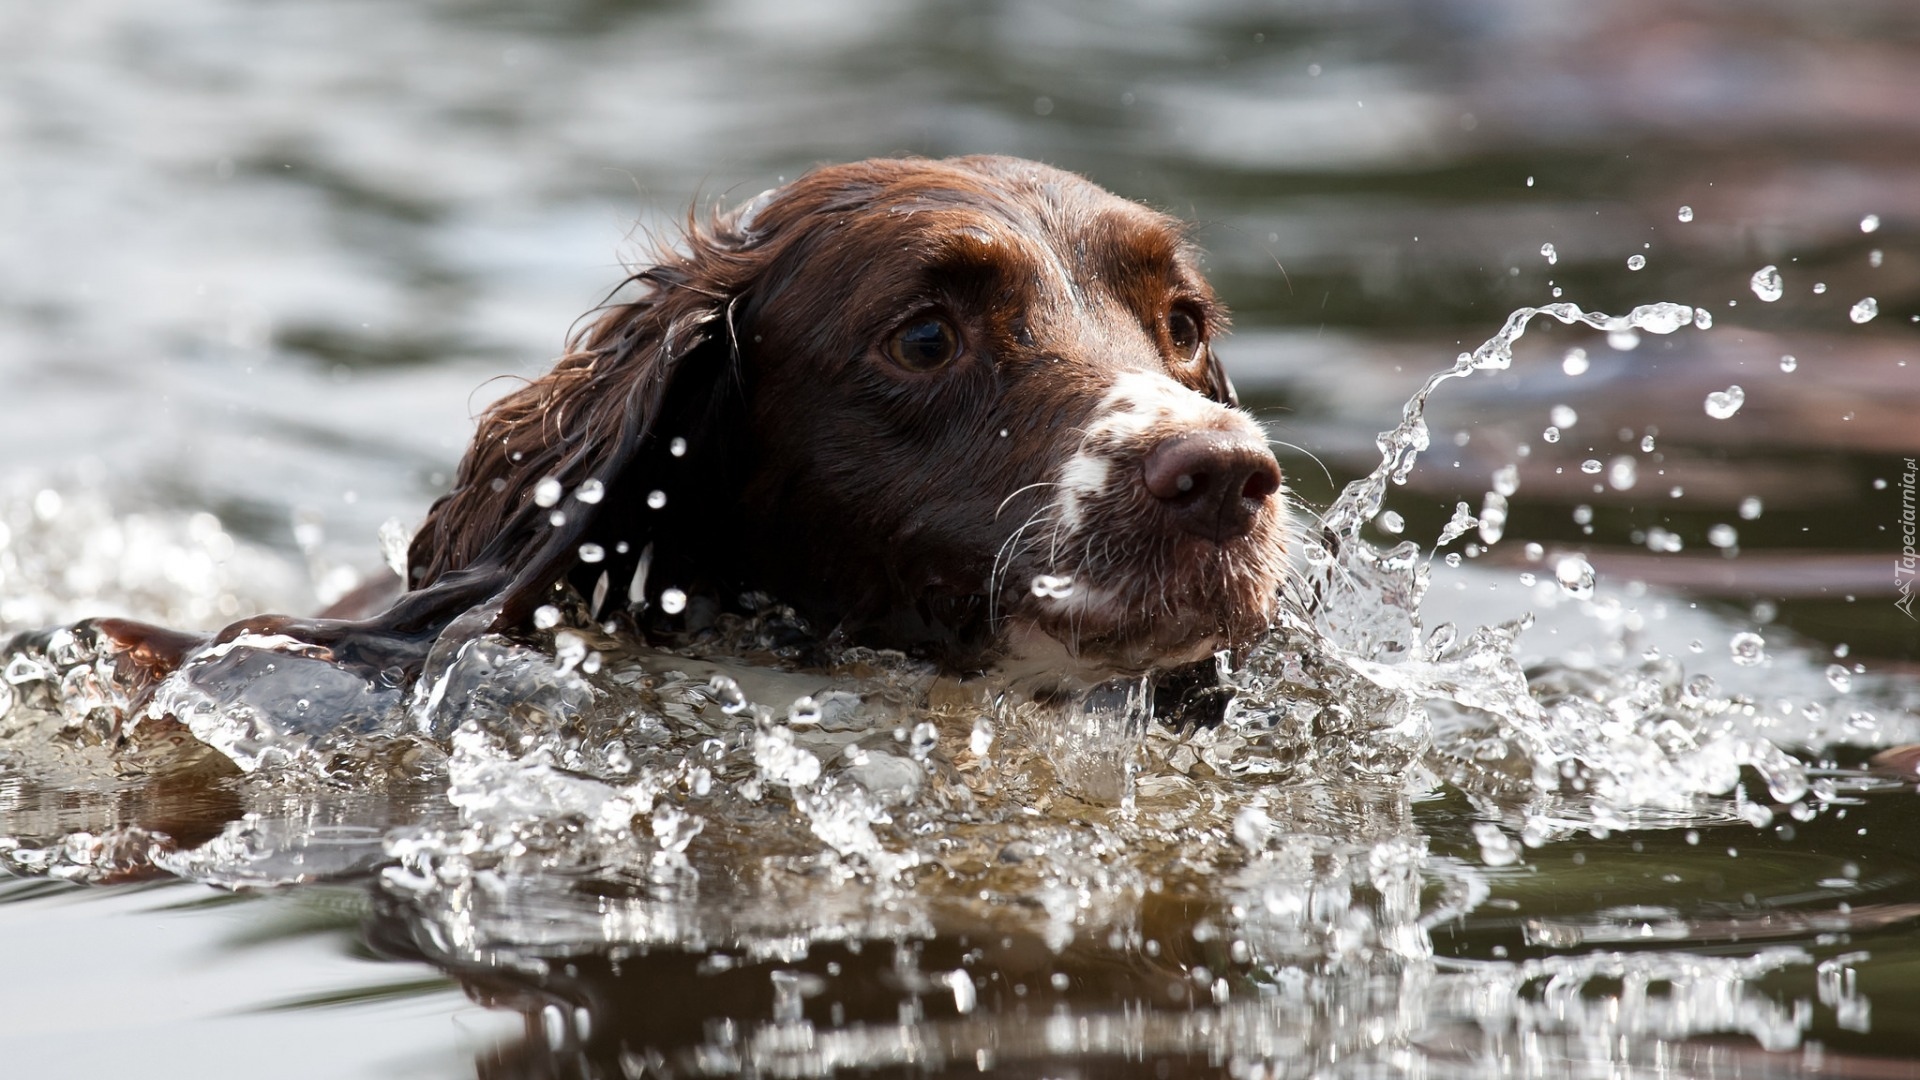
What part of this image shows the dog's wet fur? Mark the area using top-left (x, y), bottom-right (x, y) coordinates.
top-left (90, 156), bottom-right (1292, 721)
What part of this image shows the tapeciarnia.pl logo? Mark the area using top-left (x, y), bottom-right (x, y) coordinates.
top-left (1898, 457), bottom-right (1917, 620)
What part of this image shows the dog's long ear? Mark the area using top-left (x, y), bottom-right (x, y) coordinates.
top-left (407, 203), bottom-right (772, 630)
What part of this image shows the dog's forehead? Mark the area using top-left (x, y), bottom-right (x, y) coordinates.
top-left (766, 160), bottom-right (1197, 279)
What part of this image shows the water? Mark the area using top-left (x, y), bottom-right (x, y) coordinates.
top-left (4, 0), bottom-right (1920, 1076)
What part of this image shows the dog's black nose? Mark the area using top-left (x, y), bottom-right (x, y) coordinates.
top-left (1141, 431), bottom-right (1282, 542)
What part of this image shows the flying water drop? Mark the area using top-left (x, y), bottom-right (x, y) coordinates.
top-left (1749, 266), bottom-right (1783, 302)
top-left (1607, 456), bottom-right (1637, 490)
top-left (1729, 631), bottom-right (1767, 667)
top-left (1030, 574), bottom-right (1075, 599)
top-left (1704, 386), bottom-right (1745, 419)
top-left (1554, 555), bottom-right (1595, 599)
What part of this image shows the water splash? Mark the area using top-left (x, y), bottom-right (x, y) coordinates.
top-left (0, 299), bottom-right (1907, 1074)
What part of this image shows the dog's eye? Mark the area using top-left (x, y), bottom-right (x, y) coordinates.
top-left (886, 316), bottom-right (962, 372)
top-left (1168, 305), bottom-right (1204, 358)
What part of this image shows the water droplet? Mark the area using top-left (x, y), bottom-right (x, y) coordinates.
top-left (1707, 524), bottom-right (1738, 549)
top-left (660, 587), bottom-right (687, 615)
top-left (669, 437), bottom-right (688, 457)
top-left (1542, 426), bottom-right (1561, 444)
top-left (1703, 386), bottom-right (1745, 419)
top-left (1645, 527), bottom-right (1683, 553)
top-left (1540, 242), bottom-right (1558, 265)
top-left (709, 675), bottom-right (747, 714)
top-left (1607, 456), bottom-right (1638, 490)
top-left (1640, 434), bottom-right (1656, 452)
top-left (576, 478), bottom-right (605, 504)
top-left (1560, 347), bottom-right (1589, 376)
top-left (970, 717), bottom-right (995, 756)
top-left (554, 630), bottom-right (587, 674)
top-left (1813, 282), bottom-right (1828, 294)
top-left (1554, 555), bottom-right (1595, 599)
top-left (1523, 541), bottom-right (1544, 561)
top-left (1692, 308), bottom-right (1713, 330)
top-left (1550, 404), bottom-right (1578, 428)
top-left (788, 695), bottom-right (822, 726)
top-left (377, 517), bottom-right (411, 578)
top-left (646, 490), bottom-right (668, 509)
top-left (1849, 297), bottom-right (1878, 324)
top-left (1749, 265), bottom-right (1783, 302)
top-left (1572, 504), bottom-right (1593, 525)
top-left (1869, 249), bottom-right (1883, 268)
top-left (1376, 510), bottom-right (1405, 535)
top-left (1826, 665), bottom-right (1853, 694)
top-left (1607, 328), bottom-right (1641, 351)
top-left (533, 605), bottom-right (562, 629)
top-left (946, 970), bottom-right (978, 1015)
top-left (1626, 254), bottom-right (1647, 271)
top-left (1779, 354), bottom-right (1797, 373)
top-left (1473, 822), bottom-right (1520, 867)
top-left (1580, 459), bottom-right (1602, 475)
top-left (1030, 574), bottom-right (1075, 599)
top-left (1492, 464), bottom-right (1520, 497)
top-left (577, 543), bottom-right (605, 563)
top-left (534, 477), bottom-right (563, 507)
top-left (1729, 631), bottom-right (1767, 667)
top-left (1861, 214), bottom-right (1881, 233)
top-left (909, 721), bottom-right (939, 761)
top-left (1739, 496), bottom-right (1763, 520)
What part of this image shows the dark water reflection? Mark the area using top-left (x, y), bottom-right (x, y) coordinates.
top-left (3, 0), bottom-right (1919, 1076)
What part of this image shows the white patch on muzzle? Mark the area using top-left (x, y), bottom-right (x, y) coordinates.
top-left (1052, 371), bottom-right (1262, 538)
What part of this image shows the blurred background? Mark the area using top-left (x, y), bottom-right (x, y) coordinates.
top-left (1, 0), bottom-right (1916, 659)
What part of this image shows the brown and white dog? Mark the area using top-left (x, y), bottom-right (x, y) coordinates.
top-left (405, 155), bottom-right (1289, 677)
top-left (83, 156), bottom-right (1289, 707)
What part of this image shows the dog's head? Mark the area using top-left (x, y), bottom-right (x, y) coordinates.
top-left (408, 156), bottom-right (1289, 673)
